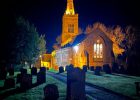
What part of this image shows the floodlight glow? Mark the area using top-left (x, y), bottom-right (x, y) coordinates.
top-left (73, 45), bottom-right (79, 53)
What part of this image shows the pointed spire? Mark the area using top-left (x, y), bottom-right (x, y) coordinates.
top-left (65, 0), bottom-right (75, 15)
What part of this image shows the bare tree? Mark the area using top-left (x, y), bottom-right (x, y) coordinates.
top-left (85, 25), bottom-right (92, 34)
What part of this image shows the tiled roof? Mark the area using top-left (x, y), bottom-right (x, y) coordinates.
top-left (72, 33), bottom-right (86, 46)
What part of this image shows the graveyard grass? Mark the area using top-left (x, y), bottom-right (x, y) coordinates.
top-left (0, 69), bottom-right (66, 100)
top-left (1, 68), bottom-right (140, 100)
top-left (86, 70), bottom-right (140, 100)
top-left (49, 69), bottom-right (140, 100)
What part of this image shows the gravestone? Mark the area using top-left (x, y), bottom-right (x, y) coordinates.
top-left (67, 68), bottom-right (85, 100)
top-left (4, 78), bottom-right (15, 89)
top-left (94, 66), bottom-right (102, 75)
top-left (31, 67), bottom-right (37, 75)
top-left (66, 64), bottom-right (74, 72)
top-left (40, 67), bottom-right (46, 74)
top-left (135, 82), bottom-right (140, 96)
top-left (112, 62), bottom-right (119, 73)
top-left (37, 71), bottom-right (46, 84)
top-left (82, 65), bottom-right (87, 72)
top-left (90, 66), bottom-right (94, 71)
top-left (59, 66), bottom-right (64, 73)
top-left (65, 65), bottom-right (69, 71)
top-left (20, 74), bottom-right (32, 90)
top-left (103, 64), bottom-right (112, 74)
top-left (44, 84), bottom-right (59, 100)
top-left (37, 67), bottom-right (46, 84)
top-left (16, 73), bottom-right (22, 83)
top-left (8, 66), bottom-right (14, 76)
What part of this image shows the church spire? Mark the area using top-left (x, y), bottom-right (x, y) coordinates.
top-left (65, 0), bottom-right (75, 15)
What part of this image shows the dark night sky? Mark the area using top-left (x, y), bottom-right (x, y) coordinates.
top-left (1, 0), bottom-right (140, 53)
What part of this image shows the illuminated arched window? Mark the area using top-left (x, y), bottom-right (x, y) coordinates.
top-left (94, 40), bottom-right (103, 59)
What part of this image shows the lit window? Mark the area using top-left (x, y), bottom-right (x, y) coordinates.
top-left (73, 45), bottom-right (79, 53)
top-left (68, 24), bottom-right (74, 33)
top-left (94, 40), bottom-right (103, 58)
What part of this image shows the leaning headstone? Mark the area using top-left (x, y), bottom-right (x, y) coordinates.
top-left (67, 68), bottom-right (85, 100)
top-left (82, 65), bottom-right (87, 72)
top-left (66, 64), bottom-right (74, 72)
top-left (59, 66), bottom-right (64, 73)
top-left (20, 74), bottom-right (32, 90)
top-left (135, 82), bottom-right (140, 96)
top-left (65, 65), bottom-right (69, 71)
top-left (94, 66), bottom-right (102, 75)
top-left (16, 73), bottom-right (22, 83)
top-left (40, 67), bottom-right (46, 74)
top-left (112, 62), bottom-right (119, 73)
top-left (4, 78), bottom-right (15, 89)
top-left (31, 67), bottom-right (37, 75)
top-left (44, 84), bottom-right (59, 100)
top-left (90, 66), bottom-right (94, 71)
top-left (103, 64), bottom-right (112, 74)
top-left (37, 71), bottom-right (46, 84)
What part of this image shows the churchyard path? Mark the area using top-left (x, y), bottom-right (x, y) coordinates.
top-left (47, 71), bottom-right (131, 100)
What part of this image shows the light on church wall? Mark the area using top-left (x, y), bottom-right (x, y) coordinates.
top-left (73, 45), bottom-right (79, 53)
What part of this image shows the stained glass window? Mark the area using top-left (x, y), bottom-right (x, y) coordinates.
top-left (94, 40), bottom-right (103, 58)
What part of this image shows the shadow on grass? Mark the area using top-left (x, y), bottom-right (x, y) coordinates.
top-left (0, 82), bottom-right (43, 99)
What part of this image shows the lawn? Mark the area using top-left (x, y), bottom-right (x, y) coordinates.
top-left (1, 75), bottom-right (66, 100)
top-left (0, 68), bottom-right (66, 100)
top-left (86, 70), bottom-right (140, 100)
top-left (1, 68), bottom-right (140, 100)
top-left (49, 69), bottom-right (140, 100)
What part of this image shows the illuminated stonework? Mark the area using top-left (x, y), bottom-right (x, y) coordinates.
top-left (51, 1), bottom-right (115, 68)
top-left (66, 0), bottom-right (75, 15)
top-left (61, 0), bottom-right (78, 46)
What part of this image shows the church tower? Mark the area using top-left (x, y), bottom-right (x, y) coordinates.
top-left (61, 0), bottom-right (78, 46)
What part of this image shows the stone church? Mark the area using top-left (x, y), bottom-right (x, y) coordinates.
top-left (50, 0), bottom-right (115, 69)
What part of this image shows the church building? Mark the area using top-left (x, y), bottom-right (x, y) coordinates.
top-left (51, 0), bottom-right (115, 69)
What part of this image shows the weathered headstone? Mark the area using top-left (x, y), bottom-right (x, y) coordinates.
top-left (4, 78), bottom-right (15, 89)
top-left (31, 67), bottom-right (37, 75)
top-left (67, 68), bottom-right (85, 100)
top-left (103, 64), bottom-right (112, 74)
top-left (37, 72), bottom-right (46, 84)
top-left (8, 66), bottom-right (14, 76)
top-left (59, 66), bottom-right (64, 73)
top-left (82, 65), bottom-right (87, 72)
top-left (112, 62), bottom-right (119, 73)
top-left (135, 82), bottom-right (140, 96)
top-left (40, 67), bottom-right (46, 74)
top-left (44, 84), bottom-right (59, 100)
top-left (66, 64), bottom-right (74, 72)
top-left (20, 74), bottom-right (32, 90)
top-left (16, 73), bottom-right (22, 83)
top-left (89, 66), bottom-right (94, 71)
top-left (94, 66), bottom-right (102, 75)
top-left (65, 65), bottom-right (69, 71)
